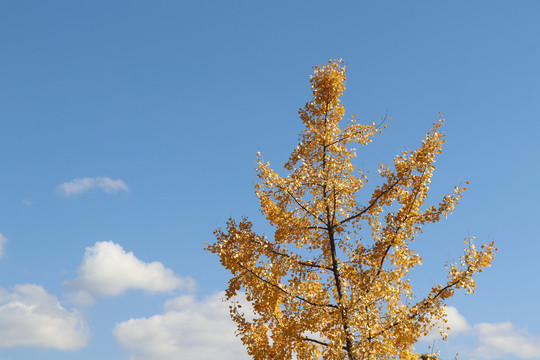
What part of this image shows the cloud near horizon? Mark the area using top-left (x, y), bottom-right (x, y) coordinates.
top-left (422, 306), bottom-right (540, 359)
top-left (114, 296), bottom-right (540, 360)
top-left (473, 321), bottom-right (540, 359)
top-left (0, 284), bottom-right (89, 350)
top-left (113, 292), bottom-right (250, 360)
top-left (64, 241), bottom-right (193, 304)
top-left (56, 176), bottom-right (129, 197)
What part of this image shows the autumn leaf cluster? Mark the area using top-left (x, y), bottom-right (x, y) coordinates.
top-left (206, 59), bottom-right (495, 360)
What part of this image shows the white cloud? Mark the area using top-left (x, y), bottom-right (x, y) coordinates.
top-left (56, 176), bottom-right (129, 197)
top-left (472, 321), bottom-right (540, 359)
top-left (422, 306), bottom-right (472, 341)
top-left (0, 233), bottom-right (7, 259)
top-left (64, 241), bottom-right (193, 301)
top-left (422, 307), bottom-right (540, 359)
top-left (113, 292), bottom-right (250, 360)
top-left (445, 306), bottom-right (472, 335)
top-left (0, 284), bottom-right (89, 350)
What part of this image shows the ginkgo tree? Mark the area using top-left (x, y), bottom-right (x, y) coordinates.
top-left (206, 59), bottom-right (495, 360)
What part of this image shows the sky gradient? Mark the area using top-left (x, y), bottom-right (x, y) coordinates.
top-left (0, 1), bottom-right (539, 359)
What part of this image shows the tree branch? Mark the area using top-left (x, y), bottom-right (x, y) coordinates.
top-left (368, 265), bottom-right (473, 341)
top-left (374, 165), bottom-right (428, 277)
top-left (283, 187), bottom-right (326, 225)
top-left (234, 259), bottom-right (338, 310)
top-left (302, 336), bottom-right (330, 347)
top-left (246, 234), bottom-right (332, 271)
top-left (339, 180), bottom-right (399, 226)
top-left (325, 111), bottom-right (387, 148)
top-left (308, 225), bottom-right (328, 230)
top-left (274, 250), bottom-right (332, 271)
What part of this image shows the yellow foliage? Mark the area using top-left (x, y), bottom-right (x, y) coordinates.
top-left (206, 59), bottom-right (496, 360)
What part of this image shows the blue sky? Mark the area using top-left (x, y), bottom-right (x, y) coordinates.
top-left (0, 1), bottom-right (539, 359)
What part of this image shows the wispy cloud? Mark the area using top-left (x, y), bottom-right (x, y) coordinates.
top-left (0, 233), bottom-right (8, 259)
top-left (56, 176), bottom-right (129, 197)
top-left (64, 241), bottom-right (193, 305)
